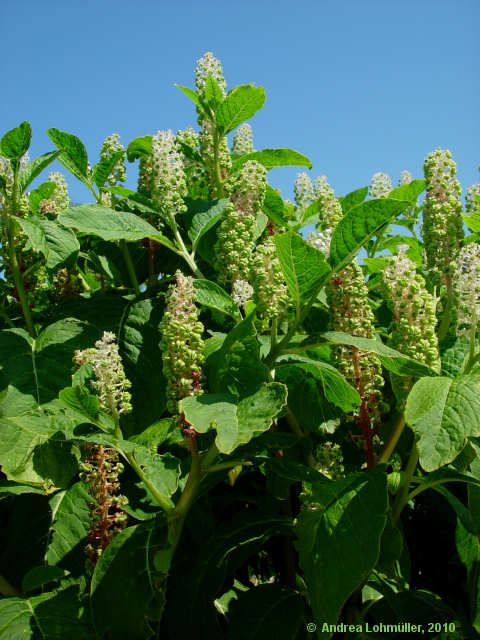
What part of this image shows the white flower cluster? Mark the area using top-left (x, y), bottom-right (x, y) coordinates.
top-left (307, 229), bottom-right (333, 257)
top-left (100, 133), bottom-right (127, 187)
top-left (195, 51), bottom-right (227, 97)
top-left (369, 172), bottom-right (392, 198)
top-left (294, 172), bottom-right (313, 208)
top-left (232, 124), bottom-right (254, 156)
top-left (456, 243), bottom-right (480, 338)
top-left (232, 279), bottom-right (254, 307)
top-left (399, 170), bottom-right (412, 185)
top-left (466, 182), bottom-right (480, 216)
top-left (312, 175), bottom-right (343, 230)
top-left (74, 331), bottom-right (132, 416)
top-left (150, 130), bottom-right (188, 216)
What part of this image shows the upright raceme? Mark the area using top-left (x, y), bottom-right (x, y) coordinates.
top-left (455, 242), bottom-right (480, 338)
top-left (232, 124), bottom-right (254, 156)
top-left (369, 172), bottom-right (392, 198)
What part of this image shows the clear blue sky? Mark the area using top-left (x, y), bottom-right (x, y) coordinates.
top-left (0, 0), bottom-right (478, 208)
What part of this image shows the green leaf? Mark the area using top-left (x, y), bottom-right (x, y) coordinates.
top-left (440, 336), bottom-right (476, 377)
top-left (275, 354), bottom-right (360, 412)
top-left (0, 407), bottom-right (79, 484)
top-left (46, 128), bottom-right (88, 179)
top-left (295, 468), bottom-right (388, 637)
top-left (132, 449), bottom-right (180, 506)
top-left (28, 181), bottom-right (56, 213)
top-left (174, 84), bottom-right (206, 111)
top-left (58, 385), bottom-right (114, 433)
top-left (180, 382), bottom-right (287, 454)
top-left (187, 198), bottom-right (229, 249)
top-left (317, 331), bottom-right (434, 377)
top-left (0, 586), bottom-right (91, 640)
top-left (126, 135), bottom-right (153, 162)
top-left (228, 584), bottom-right (305, 640)
top-left (388, 179), bottom-right (425, 202)
top-left (18, 151), bottom-right (61, 194)
top-left (204, 74), bottom-right (225, 111)
top-left (90, 518), bottom-right (169, 640)
top-left (338, 186), bottom-right (368, 214)
top-left (232, 148), bottom-right (312, 172)
top-left (193, 279), bottom-right (241, 320)
top-left (92, 150), bottom-right (124, 188)
top-left (22, 566), bottom-right (68, 594)
top-left (463, 210), bottom-right (480, 233)
top-left (329, 198), bottom-right (412, 271)
top-left (40, 220), bottom-right (80, 269)
top-left (405, 375), bottom-right (480, 471)
top-left (263, 185), bottom-right (288, 226)
top-left (45, 481), bottom-right (91, 565)
top-left (128, 418), bottom-right (178, 450)
top-left (273, 231), bottom-right (332, 307)
top-left (0, 121), bottom-right (31, 160)
top-left (0, 481), bottom-right (46, 497)
top-left (15, 217), bottom-right (48, 255)
top-left (216, 84), bottom-right (266, 135)
top-left (0, 318), bottom-right (98, 417)
top-left (59, 204), bottom-right (159, 241)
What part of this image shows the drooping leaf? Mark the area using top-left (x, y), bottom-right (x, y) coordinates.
top-left (405, 374), bottom-right (480, 471)
top-left (263, 185), bottom-right (288, 227)
top-left (295, 468), bottom-right (388, 637)
top-left (58, 385), bottom-right (114, 433)
top-left (232, 148), bottom-right (312, 172)
top-left (18, 150), bottom-right (61, 194)
top-left (216, 84), bottom-right (266, 135)
top-left (0, 481), bottom-right (46, 497)
top-left (228, 584), bottom-right (305, 640)
top-left (46, 128), bottom-right (89, 179)
top-left (193, 279), bottom-right (241, 320)
top-left (0, 121), bottom-right (32, 160)
top-left (126, 135), bottom-right (153, 162)
top-left (329, 198), bottom-right (411, 271)
top-left (59, 204), bottom-right (159, 242)
top-left (273, 231), bottom-right (331, 308)
top-left (22, 566), bottom-right (69, 594)
top-left (180, 382), bottom-right (287, 454)
top-left (90, 518), bottom-right (169, 640)
top-left (0, 586), bottom-right (91, 640)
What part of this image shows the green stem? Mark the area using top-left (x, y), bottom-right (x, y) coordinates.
top-left (169, 448), bottom-right (202, 553)
top-left (0, 306), bottom-right (15, 329)
top-left (126, 450), bottom-right (175, 514)
top-left (437, 274), bottom-right (454, 341)
top-left (172, 226), bottom-right (205, 279)
top-left (391, 443), bottom-right (419, 525)
top-left (205, 460), bottom-right (251, 473)
top-left (119, 240), bottom-right (141, 295)
top-left (376, 413), bottom-right (406, 465)
top-left (212, 130), bottom-right (224, 198)
top-left (200, 442), bottom-right (219, 470)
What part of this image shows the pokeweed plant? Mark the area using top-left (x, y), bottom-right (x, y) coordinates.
top-left (0, 52), bottom-right (479, 640)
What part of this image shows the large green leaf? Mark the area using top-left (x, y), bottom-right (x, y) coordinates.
top-left (329, 198), bottom-right (411, 271)
top-left (228, 584), bottom-right (305, 640)
top-left (0, 407), bottom-right (79, 484)
top-left (405, 374), bottom-right (480, 471)
top-left (90, 518), bottom-right (169, 640)
top-left (59, 204), bottom-right (159, 242)
top-left (46, 128), bottom-right (88, 180)
top-left (338, 186), bottom-right (368, 214)
top-left (216, 84), bottom-right (266, 135)
top-left (16, 217), bottom-right (79, 269)
top-left (193, 279), bottom-right (241, 320)
top-left (273, 231), bottom-right (331, 308)
top-left (58, 385), bottom-right (115, 433)
top-left (387, 179), bottom-right (425, 202)
top-left (18, 150), bottom-right (61, 194)
top-left (126, 135), bottom-right (153, 162)
top-left (275, 354), bottom-right (360, 413)
top-left (232, 148), bottom-right (312, 171)
top-left (28, 181), bottom-right (56, 214)
top-left (45, 481), bottom-right (91, 566)
top-left (0, 121), bottom-right (31, 160)
top-left (296, 468), bottom-right (388, 637)
top-left (0, 318), bottom-right (98, 416)
top-left (263, 185), bottom-right (288, 226)
top-left (0, 586), bottom-right (91, 640)
top-left (180, 382), bottom-right (287, 454)
top-left (187, 198), bottom-right (229, 249)
top-left (92, 150), bottom-right (125, 188)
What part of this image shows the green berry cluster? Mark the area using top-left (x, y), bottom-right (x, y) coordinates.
top-left (312, 175), bottom-right (343, 231)
top-left (455, 242), bottom-right (480, 338)
top-left (382, 247), bottom-right (440, 373)
top-left (175, 126), bottom-right (209, 199)
top-left (79, 445), bottom-right (128, 571)
top-left (466, 182), bottom-right (480, 216)
top-left (369, 172), bottom-right (392, 198)
top-left (422, 148), bottom-right (464, 287)
top-left (232, 124), bottom-right (254, 156)
top-left (216, 160), bottom-right (267, 285)
top-left (99, 133), bottom-right (127, 186)
top-left (313, 441), bottom-right (345, 480)
top-left (159, 271), bottom-right (205, 413)
top-left (327, 261), bottom-right (385, 431)
top-left (0, 153), bottom-right (29, 216)
top-left (74, 331), bottom-right (132, 416)
top-left (252, 240), bottom-right (289, 320)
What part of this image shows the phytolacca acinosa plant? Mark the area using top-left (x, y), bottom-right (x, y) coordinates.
top-left (74, 331), bottom-right (131, 570)
top-left (309, 174), bottom-right (386, 466)
top-left (159, 270), bottom-right (205, 437)
top-left (382, 245), bottom-right (440, 401)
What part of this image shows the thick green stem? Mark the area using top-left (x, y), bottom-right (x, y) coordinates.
top-left (120, 240), bottom-right (141, 295)
top-left (437, 273), bottom-right (454, 341)
top-left (391, 443), bottom-right (419, 525)
top-left (212, 130), bottom-right (224, 198)
top-left (173, 226), bottom-right (205, 279)
top-left (169, 449), bottom-right (202, 553)
top-left (376, 413), bottom-right (406, 465)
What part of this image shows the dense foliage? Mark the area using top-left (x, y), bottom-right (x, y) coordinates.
top-left (0, 52), bottom-right (480, 639)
